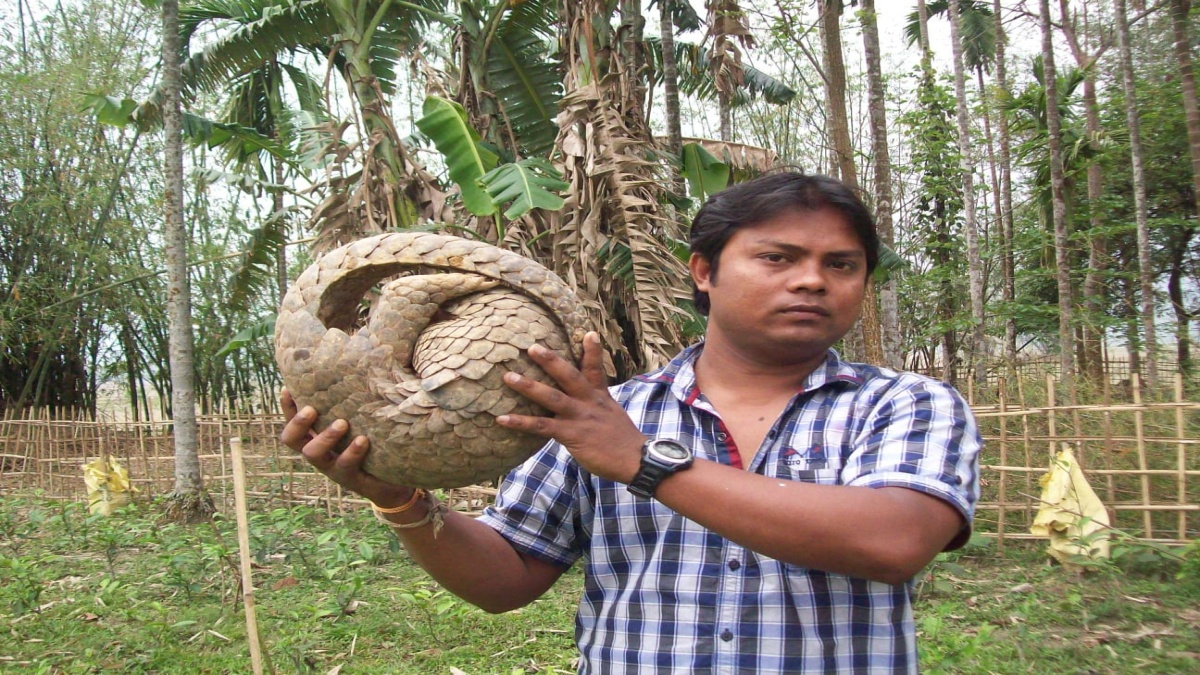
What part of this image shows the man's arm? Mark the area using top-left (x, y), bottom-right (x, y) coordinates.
top-left (497, 334), bottom-right (972, 586)
top-left (654, 467), bottom-right (962, 585)
top-left (280, 390), bottom-right (565, 613)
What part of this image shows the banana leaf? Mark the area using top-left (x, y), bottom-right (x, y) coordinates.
top-left (416, 96), bottom-right (499, 216)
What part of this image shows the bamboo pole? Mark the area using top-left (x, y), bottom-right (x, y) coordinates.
top-left (39, 411), bottom-right (48, 495)
top-left (230, 437), bottom-right (265, 675)
top-left (997, 378), bottom-right (1009, 553)
top-left (1132, 373), bottom-right (1154, 537)
top-left (1046, 375), bottom-right (1057, 467)
top-left (1103, 375), bottom-right (1116, 505)
top-left (219, 416), bottom-right (229, 507)
top-left (324, 471), bottom-right (332, 518)
top-left (1175, 374), bottom-right (1188, 540)
top-left (980, 465), bottom-right (1200, 476)
top-left (1018, 376), bottom-right (1033, 523)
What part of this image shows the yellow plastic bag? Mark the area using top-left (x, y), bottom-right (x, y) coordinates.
top-left (1030, 446), bottom-right (1111, 568)
top-left (83, 456), bottom-right (136, 516)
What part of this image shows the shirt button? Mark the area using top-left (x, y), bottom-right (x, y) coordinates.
top-left (720, 629), bottom-right (734, 642)
top-left (716, 432), bottom-right (728, 442)
top-left (728, 559), bottom-right (741, 571)
top-left (767, 429), bottom-right (777, 440)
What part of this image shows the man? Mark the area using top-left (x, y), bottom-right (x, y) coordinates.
top-left (281, 172), bottom-right (981, 673)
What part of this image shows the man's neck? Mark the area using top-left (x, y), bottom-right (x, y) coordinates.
top-left (692, 337), bottom-right (828, 401)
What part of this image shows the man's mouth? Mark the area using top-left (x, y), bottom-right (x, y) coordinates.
top-left (781, 304), bottom-right (830, 317)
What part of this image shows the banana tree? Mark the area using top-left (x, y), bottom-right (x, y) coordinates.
top-left (168, 0), bottom-right (449, 251)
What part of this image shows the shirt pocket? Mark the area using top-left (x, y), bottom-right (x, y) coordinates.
top-left (773, 455), bottom-right (844, 485)
top-left (788, 466), bottom-right (842, 485)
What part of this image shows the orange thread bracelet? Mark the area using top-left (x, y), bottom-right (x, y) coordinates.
top-left (370, 488), bottom-right (425, 514)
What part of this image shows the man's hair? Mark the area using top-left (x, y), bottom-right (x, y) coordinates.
top-left (688, 171), bottom-right (879, 315)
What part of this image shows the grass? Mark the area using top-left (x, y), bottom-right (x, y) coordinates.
top-left (1, 496), bottom-right (1198, 674)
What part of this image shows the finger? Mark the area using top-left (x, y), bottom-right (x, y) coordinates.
top-left (279, 405), bottom-right (317, 451)
top-left (330, 434), bottom-right (371, 480)
top-left (580, 332), bottom-right (608, 389)
top-left (281, 388), bottom-right (298, 419)
top-left (332, 435), bottom-right (408, 495)
top-left (503, 370), bottom-right (572, 412)
top-left (300, 418), bottom-right (350, 470)
top-left (527, 343), bottom-right (594, 397)
top-left (495, 412), bottom-right (558, 438)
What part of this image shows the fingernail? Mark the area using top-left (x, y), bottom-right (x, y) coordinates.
top-left (299, 406), bottom-right (315, 420)
top-left (587, 332), bottom-right (600, 345)
top-left (496, 415), bottom-right (511, 425)
top-left (331, 419), bottom-right (347, 432)
top-left (504, 372), bottom-right (522, 384)
top-left (529, 344), bottom-right (546, 356)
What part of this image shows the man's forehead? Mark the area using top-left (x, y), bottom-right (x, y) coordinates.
top-left (733, 210), bottom-right (865, 250)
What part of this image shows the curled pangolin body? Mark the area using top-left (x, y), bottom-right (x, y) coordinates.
top-left (274, 232), bottom-right (588, 488)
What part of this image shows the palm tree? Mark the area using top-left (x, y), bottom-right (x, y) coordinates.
top-left (705, 0), bottom-right (754, 142)
top-left (1055, 0), bottom-right (1114, 386)
top-left (1169, 0), bottom-right (1199, 375)
top-left (1040, 0), bottom-right (1076, 389)
top-left (946, 0), bottom-right (985, 385)
top-left (161, 0), bottom-right (214, 522)
top-left (859, 0), bottom-right (901, 368)
top-left (817, 0), bottom-right (881, 363)
top-left (993, 0), bottom-right (1017, 367)
top-left (660, 0), bottom-right (684, 189)
top-left (1113, 0), bottom-right (1158, 389)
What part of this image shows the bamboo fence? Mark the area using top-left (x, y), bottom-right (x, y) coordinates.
top-left (2, 373), bottom-right (1197, 547)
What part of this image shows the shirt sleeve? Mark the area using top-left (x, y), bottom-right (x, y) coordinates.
top-left (475, 440), bottom-right (587, 568)
top-left (842, 375), bottom-right (982, 550)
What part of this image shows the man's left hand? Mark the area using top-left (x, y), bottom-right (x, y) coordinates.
top-left (496, 332), bottom-right (646, 483)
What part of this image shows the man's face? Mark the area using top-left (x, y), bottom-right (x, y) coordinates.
top-left (689, 207), bottom-right (868, 362)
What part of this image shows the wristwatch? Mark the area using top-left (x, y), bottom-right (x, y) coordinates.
top-left (627, 439), bottom-right (694, 498)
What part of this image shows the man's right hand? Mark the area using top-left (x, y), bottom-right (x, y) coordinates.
top-left (279, 390), bottom-right (565, 614)
top-left (279, 388), bottom-right (417, 509)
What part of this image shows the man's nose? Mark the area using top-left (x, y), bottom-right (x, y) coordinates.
top-left (786, 260), bottom-right (826, 293)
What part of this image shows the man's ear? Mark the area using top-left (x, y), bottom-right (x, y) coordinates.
top-left (690, 253), bottom-right (714, 292)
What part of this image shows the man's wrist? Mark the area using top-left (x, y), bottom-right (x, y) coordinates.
top-left (368, 487), bottom-right (421, 511)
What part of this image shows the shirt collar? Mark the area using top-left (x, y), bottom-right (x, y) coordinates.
top-left (634, 343), bottom-right (865, 403)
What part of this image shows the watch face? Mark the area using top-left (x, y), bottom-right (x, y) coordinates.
top-left (650, 440), bottom-right (691, 462)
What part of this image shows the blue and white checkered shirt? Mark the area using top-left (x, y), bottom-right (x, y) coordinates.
top-left (477, 344), bottom-right (981, 674)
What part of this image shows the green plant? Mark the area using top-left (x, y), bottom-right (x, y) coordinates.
top-left (1064, 519), bottom-right (1188, 576)
top-left (393, 583), bottom-right (479, 643)
top-left (919, 601), bottom-right (996, 673)
top-left (0, 554), bottom-right (47, 615)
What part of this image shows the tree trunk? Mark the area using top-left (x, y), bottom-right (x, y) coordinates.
top-left (661, 0), bottom-right (684, 193)
top-left (917, 0), bottom-right (933, 65)
top-left (993, 0), bottom-right (1018, 367)
top-left (1171, 0), bottom-right (1200, 378)
top-left (1114, 0), bottom-right (1158, 388)
top-left (860, 0), bottom-right (901, 369)
top-left (820, 0), bottom-right (882, 364)
top-left (1058, 0), bottom-right (1107, 387)
top-left (948, 0), bottom-right (986, 385)
top-left (161, 0), bottom-right (213, 522)
top-left (273, 155), bottom-right (288, 303)
top-left (1040, 0), bottom-right (1076, 390)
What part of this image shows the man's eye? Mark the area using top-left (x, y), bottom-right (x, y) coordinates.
top-left (829, 260), bottom-right (856, 270)
top-left (761, 254), bottom-right (787, 263)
